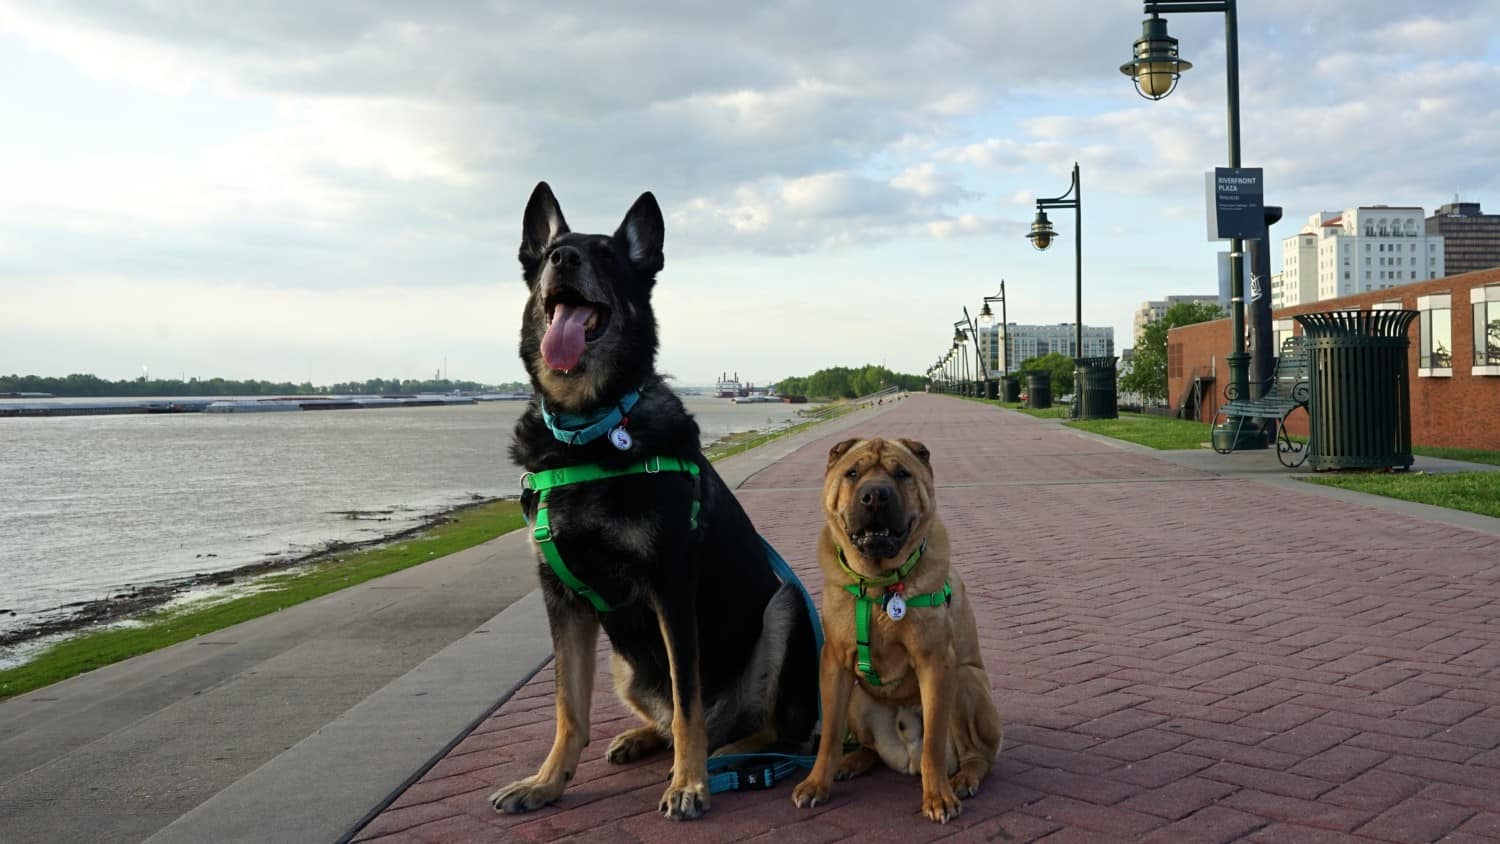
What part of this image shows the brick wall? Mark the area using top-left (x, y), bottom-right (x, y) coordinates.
top-left (1169, 266), bottom-right (1500, 450)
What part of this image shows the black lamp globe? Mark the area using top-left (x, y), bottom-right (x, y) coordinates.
top-left (1120, 14), bottom-right (1191, 100)
top-left (1026, 210), bottom-right (1057, 251)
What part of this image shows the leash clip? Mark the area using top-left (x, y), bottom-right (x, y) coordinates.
top-left (728, 763), bottom-right (778, 791)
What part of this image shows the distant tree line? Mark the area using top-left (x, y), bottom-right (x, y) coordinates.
top-left (0, 373), bottom-right (525, 397)
top-left (775, 365), bottom-right (924, 400)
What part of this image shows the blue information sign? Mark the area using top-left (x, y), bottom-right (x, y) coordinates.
top-left (1205, 167), bottom-right (1265, 240)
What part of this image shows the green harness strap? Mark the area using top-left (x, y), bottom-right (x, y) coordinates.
top-left (524, 456), bottom-right (700, 613)
top-left (838, 543), bottom-right (951, 687)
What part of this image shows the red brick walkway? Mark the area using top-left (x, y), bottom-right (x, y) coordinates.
top-left (355, 395), bottom-right (1500, 843)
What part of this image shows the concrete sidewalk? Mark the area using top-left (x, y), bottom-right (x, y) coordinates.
top-left (356, 394), bottom-right (1500, 843)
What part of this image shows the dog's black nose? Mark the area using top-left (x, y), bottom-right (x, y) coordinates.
top-left (858, 482), bottom-right (892, 510)
top-left (549, 245), bottom-right (582, 269)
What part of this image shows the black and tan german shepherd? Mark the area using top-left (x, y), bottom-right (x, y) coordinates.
top-left (490, 183), bottom-right (819, 820)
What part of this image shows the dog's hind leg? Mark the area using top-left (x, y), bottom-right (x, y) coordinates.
top-left (709, 729), bottom-right (775, 758)
top-left (655, 594), bottom-right (710, 820)
top-left (492, 607), bottom-right (599, 814)
top-left (948, 665), bottom-right (1003, 799)
top-left (710, 584), bottom-right (804, 759)
top-left (607, 654), bottom-right (671, 764)
top-left (834, 746), bottom-right (880, 781)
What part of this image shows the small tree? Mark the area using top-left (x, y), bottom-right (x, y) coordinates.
top-left (1016, 352), bottom-right (1077, 397)
top-left (1122, 301), bottom-right (1225, 406)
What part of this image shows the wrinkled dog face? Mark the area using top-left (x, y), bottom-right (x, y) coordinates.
top-left (517, 182), bottom-right (664, 411)
top-left (823, 437), bottom-right (935, 562)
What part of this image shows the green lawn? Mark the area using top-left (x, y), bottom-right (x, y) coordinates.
top-left (1305, 472), bottom-right (1500, 519)
top-left (991, 401), bottom-right (1500, 519)
top-left (959, 395), bottom-right (1069, 419)
top-left (0, 500), bottom-right (525, 701)
top-left (1066, 412), bottom-right (1212, 450)
top-left (1413, 446), bottom-right (1500, 467)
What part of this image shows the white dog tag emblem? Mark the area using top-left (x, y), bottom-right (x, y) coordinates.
top-left (885, 593), bottom-right (907, 621)
top-left (609, 426), bottom-right (633, 451)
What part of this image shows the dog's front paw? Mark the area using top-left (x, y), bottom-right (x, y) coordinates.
top-left (490, 775), bottom-right (563, 815)
top-left (607, 726), bottom-right (667, 764)
top-left (658, 781), bottom-right (708, 820)
top-left (791, 776), bottom-right (832, 809)
top-left (921, 785), bottom-right (962, 824)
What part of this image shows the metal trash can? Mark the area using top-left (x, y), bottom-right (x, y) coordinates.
top-left (985, 380), bottom-right (999, 399)
top-left (1293, 309), bottom-right (1417, 470)
top-left (1025, 371), bottom-right (1052, 409)
top-left (1073, 356), bottom-right (1119, 420)
top-left (1002, 375), bottom-right (1021, 402)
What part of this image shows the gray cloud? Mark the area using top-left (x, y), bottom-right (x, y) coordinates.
top-left (4, 0), bottom-right (1499, 285)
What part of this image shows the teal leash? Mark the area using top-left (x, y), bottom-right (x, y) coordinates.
top-left (705, 537), bottom-right (823, 793)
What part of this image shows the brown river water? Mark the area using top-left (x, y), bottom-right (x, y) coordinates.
top-left (0, 396), bottom-right (816, 653)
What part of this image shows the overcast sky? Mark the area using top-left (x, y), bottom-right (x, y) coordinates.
top-left (3, 1), bottom-right (1498, 388)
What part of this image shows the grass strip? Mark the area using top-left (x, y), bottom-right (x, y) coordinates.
top-left (1413, 446), bottom-right (1500, 467)
top-left (0, 500), bottom-right (524, 701)
top-left (958, 394), bottom-right (1069, 419)
top-left (1304, 472), bottom-right (1500, 520)
top-left (1065, 413), bottom-right (1213, 450)
top-left (704, 402), bottom-right (857, 461)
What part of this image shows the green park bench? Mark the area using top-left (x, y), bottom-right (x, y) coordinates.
top-left (1209, 337), bottom-right (1312, 468)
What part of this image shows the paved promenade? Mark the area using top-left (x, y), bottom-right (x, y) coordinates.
top-left (355, 394), bottom-right (1500, 843)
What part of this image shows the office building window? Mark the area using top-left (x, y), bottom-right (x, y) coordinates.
top-left (1418, 293), bottom-right (1452, 376)
top-left (1473, 285), bottom-right (1500, 374)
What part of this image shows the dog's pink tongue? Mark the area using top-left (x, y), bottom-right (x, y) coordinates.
top-left (542, 303), bottom-right (593, 371)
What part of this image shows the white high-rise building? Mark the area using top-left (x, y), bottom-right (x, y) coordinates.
top-left (1280, 206), bottom-right (1445, 304)
top-left (1133, 295), bottom-right (1221, 343)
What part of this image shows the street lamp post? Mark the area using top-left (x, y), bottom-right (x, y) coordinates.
top-left (961, 309), bottom-right (988, 398)
top-left (980, 280), bottom-right (1009, 376)
top-left (1122, 0), bottom-right (1259, 447)
top-left (1027, 165), bottom-right (1083, 360)
top-left (952, 323), bottom-right (971, 395)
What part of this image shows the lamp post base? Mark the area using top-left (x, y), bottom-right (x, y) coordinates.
top-left (1210, 420), bottom-right (1268, 452)
top-left (1213, 351), bottom-right (1267, 450)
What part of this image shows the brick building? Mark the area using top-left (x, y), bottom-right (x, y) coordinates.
top-left (1168, 266), bottom-right (1500, 450)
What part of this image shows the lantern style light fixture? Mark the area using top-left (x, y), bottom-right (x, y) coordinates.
top-left (1120, 13), bottom-right (1191, 100)
top-left (1029, 164), bottom-right (1083, 359)
top-left (1026, 210), bottom-right (1056, 251)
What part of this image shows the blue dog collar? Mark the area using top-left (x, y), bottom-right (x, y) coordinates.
top-left (541, 390), bottom-right (641, 446)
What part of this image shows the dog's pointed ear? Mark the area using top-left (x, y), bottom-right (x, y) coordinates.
top-left (827, 438), bottom-right (861, 469)
top-left (897, 438), bottom-right (931, 466)
top-left (520, 181), bottom-right (569, 268)
top-left (615, 191), bottom-right (664, 277)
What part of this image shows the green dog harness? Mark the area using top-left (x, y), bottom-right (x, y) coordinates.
top-left (523, 456), bottom-right (700, 613)
top-left (838, 543), bottom-right (951, 687)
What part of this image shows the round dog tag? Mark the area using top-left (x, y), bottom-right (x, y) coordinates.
top-left (608, 425), bottom-right (633, 451)
top-left (885, 593), bottom-right (907, 621)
